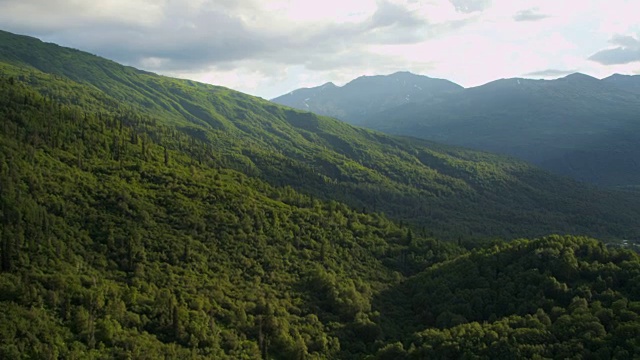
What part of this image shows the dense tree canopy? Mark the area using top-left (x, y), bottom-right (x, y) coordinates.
top-left (1, 30), bottom-right (640, 359)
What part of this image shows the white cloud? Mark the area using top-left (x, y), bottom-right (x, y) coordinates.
top-left (589, 34), bottom-right (640, 65)
top-left (0, 0), bottom-right (638, 97)
top-left (262, 0), bottom-right (377, 24)
top-left (0, 0), bottom-right (165, 30)
top-left (513, 8), bottom-right (549, 22)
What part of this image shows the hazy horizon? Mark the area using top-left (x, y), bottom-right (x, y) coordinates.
top-left (1, 0), bottom-right (639, 98)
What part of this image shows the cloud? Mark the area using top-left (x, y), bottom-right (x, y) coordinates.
top-left (524, 69), bottom-right (577, 77)
top-left (513, 8), bottom-right (549, 22)
top-left (449, 0), bottom-right (491, 13)
top-left (0, 0), bottom-right (166, 32)
top-left (0, 0), bottom-right (465, 73)
top-left (43, 9), bottom-right (271, 71)
top-left (589, 34), bottom-right (640, 65)
top-left (609, 34), bottom-right (640, 48)
top-left (2, 0), bottom-right (636, 98)
top-left (371, 0), bottom-right (424, 28)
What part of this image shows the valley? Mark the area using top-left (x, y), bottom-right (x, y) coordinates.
top-left (275, 72), bottom-right (640, 187)
top-left (1, 30), bottom-right (640, 359)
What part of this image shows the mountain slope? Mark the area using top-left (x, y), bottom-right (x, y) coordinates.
top-left (2, 79), bottom-right (640, 359)
top-left (361, 73), bottom-right (640, 187)
top-left (373, 235), bottom-right (640, 359)
top-left (3, 30), bottom-right (640, 240)
top-left (602, 73), bottom-right (640, 95)
top-left (0, 76), bottom-right (468, 358)
top-left (271, 71), bottom-right (462, 125)
top-left (0, 33), bottom-right (640, 239)
top-left (2, 29), bottom-right (640, 359)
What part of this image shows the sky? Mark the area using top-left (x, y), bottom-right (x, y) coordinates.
top-left (1, 0), bottom-right (639, 99)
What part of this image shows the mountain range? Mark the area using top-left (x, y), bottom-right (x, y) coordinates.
top-left (271, 71), bottom-right (462, 125)
top-left (1, 29), bottom-right (640, 359)
top-left (274, 72), bottom-right (640, 187)
top-left (3, 30), bottom-right (637, 240)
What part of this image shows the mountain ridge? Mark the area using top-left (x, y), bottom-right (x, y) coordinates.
top-left (2, 29), bottom-right (640, 239)
top-left (272, 71), bottom-right (463, 125)
top-left (275, 70), bottom-right (640, 186)
top-left (2, 28), bottom-right (640, 359)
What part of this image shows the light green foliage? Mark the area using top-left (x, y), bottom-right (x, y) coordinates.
top-left (0, 74), bottom-right (461, 358)
top-left (1, 30), bottom-right (640, 359)
top-left (374, 236), bottom-right (640, 359)
top-left (2, 30), bottom-right (640, 241)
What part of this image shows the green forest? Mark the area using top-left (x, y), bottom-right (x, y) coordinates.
top-left (1, 30), bottom-right (640, 359)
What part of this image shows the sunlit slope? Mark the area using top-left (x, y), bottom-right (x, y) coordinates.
top-left (2, 29), bottom-right (640, 240)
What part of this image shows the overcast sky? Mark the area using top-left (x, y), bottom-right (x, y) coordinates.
top-left (1, 0), bottom-right (639, 98)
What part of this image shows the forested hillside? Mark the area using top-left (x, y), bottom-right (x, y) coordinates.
top-left (2, 30), bottom-right (640, 241)
top-left (374, 235), bottom-right (640, 359)
top-left (0, 75), bottom-right (467, 358)
top-left (276, 71), bottom-right (640, 187)
top-left (1, 30), bottom-right (640, 359)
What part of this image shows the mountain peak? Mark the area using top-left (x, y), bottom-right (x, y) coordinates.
top-left (601, 72), bottom-right (640, 94)
top-left (604, 73), bottom-right (640, 81)
top-left (348, 71), bottom-right (424, 84)
top-left (606, 73), bottom-right (626, 79)
top-left (561, 72), bottom-right (599, 81)
top-left (389, 70), bottom-right (421, 77)
top-left (272, 71), bottom-right (463, 124)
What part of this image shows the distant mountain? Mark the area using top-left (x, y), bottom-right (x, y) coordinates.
top-left (271, 71), bottom-right (463, 124)
top-left (359, 73), bottom-right (640, 187)
top-left (276, 71), bottom-right (640, 187)
top-left (602, 73), bottom-right (640, 95)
